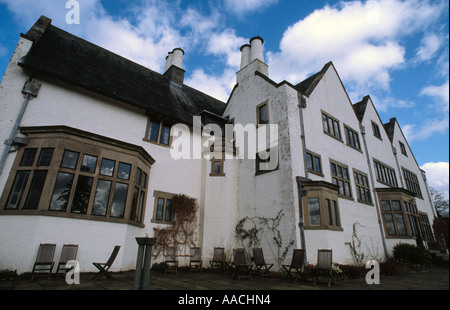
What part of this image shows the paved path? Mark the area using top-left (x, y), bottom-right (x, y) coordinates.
top-left (1, 266), bottom-right (448, 291)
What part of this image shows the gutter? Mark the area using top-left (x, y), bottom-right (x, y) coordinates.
top-left (0, 78), bottom-right (41, 176)
top-left (297, 93), bottom-right (309, 266)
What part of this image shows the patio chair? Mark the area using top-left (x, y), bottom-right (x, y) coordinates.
top-left (282, 249), bottom-right (305, 282)
top-left (92, 245), bottom-right (121, 280)
top-left (313, 249), bottom-right (334, 287)
top-left (55, 244), bottom-right (79, 277)
top-left (232, 248), bottom-right (252, 280)
top-left (31, 243), bottom-right (57, 280)
top-left (209, 247), bottom-right (227, 272)
top-left (164, 246), bottom-right (179, 274)
top-left (253, 248), bottom-right (273, 279)
top-left (189, 247), bottom-right (202, 272)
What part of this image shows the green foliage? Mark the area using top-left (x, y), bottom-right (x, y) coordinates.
top-left (392, 243), bottom-right (432, 266)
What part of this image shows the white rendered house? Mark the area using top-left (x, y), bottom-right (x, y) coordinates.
top-left (0, 17), bottom-right (437, 274)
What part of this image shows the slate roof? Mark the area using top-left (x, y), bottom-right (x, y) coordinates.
top-left (352, 96), bottom-right (370, 122)
top-left (294, 62), bottom-right (332, 96)
top-left (18, 16), bottom-right (226, 126)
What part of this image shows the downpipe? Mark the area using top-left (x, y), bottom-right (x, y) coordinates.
top-left (0, 78), bottom-right (41, 176)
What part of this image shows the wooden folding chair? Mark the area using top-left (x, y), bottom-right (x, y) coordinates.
top-left (31, 243), bottom-right (56, 280)
top-left (209, 247), bottom-right (227, 272)
top-left (232, 248), bottom-right (252, 280)
top-left (164, 246), bottom-right (179, 274)
top-left (282, 249), bottom-right (305, 282)
top-left (253, 248), bottom-right (273, 279)
top-left (55, 244), bottom-right (78, 278)
top-left (313, 249), bottom-right (335, 287)
top-left (92, 245), bottom-right (121, 280)
top-left (189, 247), bottom-right (202, 272)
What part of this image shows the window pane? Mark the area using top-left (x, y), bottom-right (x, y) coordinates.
top-left (391, 200), bottom-right (401, 211)
top-left (326, 199), bottom-right (332, 225)
top-left (308, 198), bottom-right (321, 225)
top-left (92, 180), bottom-right (112, 216)
top-left (165, 199), bottom-right (173, 222)
top-left (333, 201), bottom-right (340, 227)
top-left (20, 148), bottom-right (37, 166)
top-left (141, 172), bottom-right (147, 187)
top-left (70, 175), bottom-right (93, 214)
top-left (331, 163), bottom-right (337, 176)
top-left (61, 150), bottom-right (79, 170)
top-left (306, 153), bottom-right (313, 171)
top-left (381, 200), bottom-right (391, 211)
top-left (49, 172), bottom-right (74, 212)
top-left (259, 105), bottom-right (268, 124)
top-left (344, 182), bottom-right (351, 197)
top-left (5, 171), bottom-right (30, 209)
top-left (148, 121), bottom-right (160, 142)
top-left (80, 155), bottom-right (98, 173)
top-left (314, 156), bottom-right (321, 173)
top-left (37, 148), bottom-right (54, 166)
top-left (156, 198), bottom-right (164, 221)
top-left (23, 170), bottom-right (48, 210)
top-left (160, 124), bottom-right (171, 145)
top-left (137, 190), bottom-right (145, 222)
top-left (100, 159), bottom-right (115, 177)
top-left (110, 183), bottom-right (128, 218)
top-left (322, 114), bottom-right (328, 132)
top-left (394, 214), bottom-right (407, 236)
top-left (135, 168), bottom-right (142, 185)
top-left (212, 161), bottom-right (222, 174)
top-left (117, 162), bottom-right (131, 180)
top-left (384, 214), bottom-right (396, 236)
top-left (130, 187), bottom-right (139, 221)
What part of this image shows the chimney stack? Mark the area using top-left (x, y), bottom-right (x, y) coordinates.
top-left (249, 36), bottom-right (264, 63)
top-left (240, 44), bottom-right (251, 69)
top-left (164, 48), bottom-right (185, 85)
top-left (237, 35), bottom-right (268, 83)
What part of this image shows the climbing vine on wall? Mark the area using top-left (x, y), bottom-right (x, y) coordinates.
top-left (235, 210), bottom-right (295, 269)
top-left (153, 194), bottom-right (199, 258)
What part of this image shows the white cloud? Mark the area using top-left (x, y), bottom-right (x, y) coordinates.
top-left (421, 162), bottom-right (449, 199)
top-left (267, 0), bottom-right (444, 90)
top-left (224, 0), bottom-right (278, 16)
top-left (420, 80), bottom-right (450, 113)
top-left (415, 33), bottom-right (443, 63)
top-left (185, 68), bottom-right (236, 102)
top-left (403, 118), bottom-right (449, 142)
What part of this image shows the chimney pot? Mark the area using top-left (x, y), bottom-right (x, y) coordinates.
top-left (240, 44), bottom-right (251, 69)
top-left (249, 36), bottom-right (264, 63)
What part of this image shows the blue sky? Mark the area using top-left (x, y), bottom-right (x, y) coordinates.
top-left (0, 0), bottom-right (448, 196)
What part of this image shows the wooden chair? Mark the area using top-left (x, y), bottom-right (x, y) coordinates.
top-left (164, 246), bottom-right (179, 274)
top-left (189, 247), bottom-right (202, 272)
top-left (282, 249), bottom-right (305, 282)
top-left (313, 249), bottom-right (334, 287)
top-left (55, 244), bottom-right (79, 278)
top-left (31, 243), bottom-right (56, 280)
top-left (92, 245), bottom-right (121, 280)
top-left (209, 247), bottom-right (227, 272)
top-left (252, 248), bottom-right (273, 278)
top-left (232, 248), bottom-right (252, 280)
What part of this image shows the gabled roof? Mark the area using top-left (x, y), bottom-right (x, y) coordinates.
top-left (352, 96), bottom-right (370, 122)
top-left (294, 62), bottom-right (333, 96)
top-left (383, 118), bottom-right (396, 142)
top-left (18, 16), bottom-right (226, 126)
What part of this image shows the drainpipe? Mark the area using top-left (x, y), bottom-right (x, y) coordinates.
top-left (392, 146), bottom-right (404, 187)
top-left (297, 93), bottom-right (308, 266)
top-left (360, 124), bottom-right (389, 259)
top-left (0, 78), bottom-right (41, 176)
